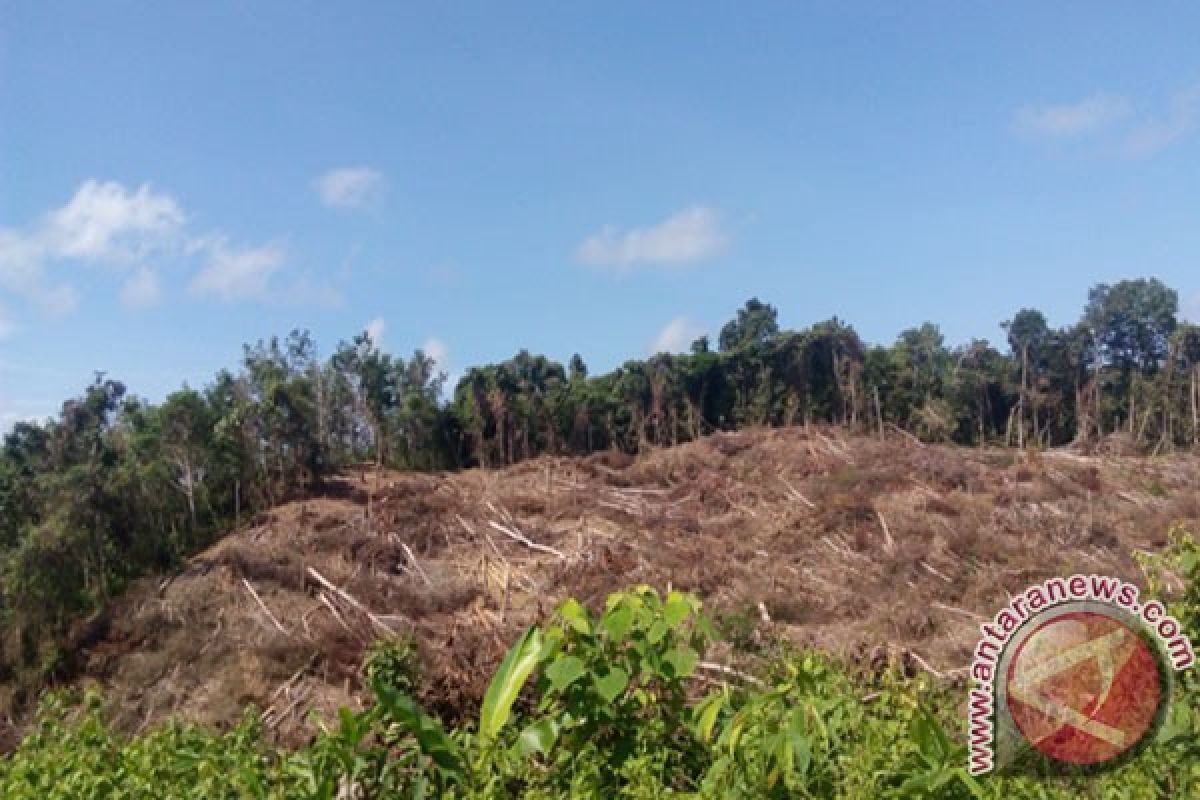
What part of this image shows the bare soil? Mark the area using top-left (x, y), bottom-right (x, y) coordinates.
top-left (66, 428), bottom-right (1200, 745)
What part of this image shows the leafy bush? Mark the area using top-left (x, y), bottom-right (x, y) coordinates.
top-left (362, 635), bottom-right (421, 697)
top-left (2, 570), bottom-right (1198, 798)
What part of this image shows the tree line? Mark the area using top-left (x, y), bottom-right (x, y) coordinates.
top-left (1, 276), bottom-right (1198, 690)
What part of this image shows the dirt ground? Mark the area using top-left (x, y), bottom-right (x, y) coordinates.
top-left (70, 428), bottom-right (1200, 745)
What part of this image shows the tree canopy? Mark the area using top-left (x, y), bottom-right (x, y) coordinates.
top-left (1, 276), bottom-right (1198, 696)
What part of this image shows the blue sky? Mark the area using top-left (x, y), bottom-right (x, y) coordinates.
top-left (2, 3), bottom-right (1200, 427)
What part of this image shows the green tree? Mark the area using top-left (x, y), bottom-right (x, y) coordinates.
top-left (719, 297), bottom-right (779, 352)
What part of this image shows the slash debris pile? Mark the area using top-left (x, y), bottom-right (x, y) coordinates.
top-left (72, 428), bottom-right (1199, 744)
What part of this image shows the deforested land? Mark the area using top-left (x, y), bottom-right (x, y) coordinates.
top-left (2, 283), bottom-right (1200, 797)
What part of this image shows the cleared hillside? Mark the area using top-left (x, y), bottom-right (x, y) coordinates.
top-left (61, 428), bottom-right (1199, 745)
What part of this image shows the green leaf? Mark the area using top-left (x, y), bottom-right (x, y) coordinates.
top-left (663, 591), bottom-right (692, 628)
top-left (647, 619), bottom-right (669, 645)
top-left (594, 668), bottom-right (629, 704)
top-left (911, 709), bottom-right (952, 764)
top-left (693, 691), bottom-right (726, 743)
top-left (371, 680), bottom-right (464, 778)
top-left (557, 598), bottom-right (591, 635)
top-left (479, 626), bottom-right (544, 741)
top-left (544, 655), bottom-right (586, 692)
top-left (663, 645), bottom-right (698, 678)
top-left (788, 710), bottom-right (811, 780)
top-left (516, 718), bottom-right (560, 758)
top-left (602, 604), bottom-right (634, 642)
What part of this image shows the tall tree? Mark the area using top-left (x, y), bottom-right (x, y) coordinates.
top-left (718, 298), bottom-right (779, 352)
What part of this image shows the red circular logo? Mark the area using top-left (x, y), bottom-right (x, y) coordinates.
top-left (1004, 611), bottom-right (1165, 766)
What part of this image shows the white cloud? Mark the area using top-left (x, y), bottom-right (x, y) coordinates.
top-left (3, 179), bottom-right (346, 318)
top-left (649, 316), bottom-right (704, 354)
top-left (315, 167), bottom-right (384, 209)
top-left (422, 336), bottom-right (449, 367)
top-left (0, 227), bottom-right (81, 316)
top-left (421, 337), bottom-right (457, 396)
top-left (1014, 93), bottom-right (1132, 139)
top-left (0, 181), bottom-right (181, 316)
top-left (1124, 85), bottom-right (1200, 156)
top-left (0, 180), bottom-right (181, 316)
top-left (188, 240), bottom-right (285, 302)
top-left (365, 317), bottom-right (386, 346)
top-left (576, 206), bottom-right (728, 270)
top-left (120, 267), bottom-right (163, 309)
top-left (0, 229), bottom-right (47, 294)
top-left (44, 180), bottom-right (184, 261)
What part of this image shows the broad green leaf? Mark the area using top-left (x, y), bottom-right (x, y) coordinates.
top-left (602, 604), bottom-right (634, 642)
top-left (788, 710), bottom-right (811, 780)
top-left (664, 591), bottom-right (691, 628)
top-left (557, 598), bottom-right (591, 635)
top-left (544, 655), bottom-right (586, 692)
top-left (594, 667), bottom-right (629, 704)
top-left (692, 691), bottom-right (725, 743)
top-left (370, 680), bottom-right (464, 777)
top-left (911, 709), bottom-right (951, 763)
top-left (516, 718), bottom-right (560, 758)
top-left (647, 619), bottom-right (669, 645)
top-left (663, 645), bottom-right (698, 678)
top-left (479, 626), bottom-right (544, 741)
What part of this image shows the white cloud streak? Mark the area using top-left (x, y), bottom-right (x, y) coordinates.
top-left (1014, 93), bottom-right (1132, 140)
top-left (188, 240), bottom-right (285, 302)
top-left (422, 336), bottom-right (448, 368)
top-left (365, 317), bottom-right (386, 346)
top-left (649, 316), bottom-right (704, 354)
top-left (421, 337), bottom-right (457, 397)
top-left (2, 179), bottom-right (348, 318)
top-left (43, 180), bottom-right (184, 261)
top-left (1124, 85), bottom-right (1200, 156)
top-left (315, 167), bottom-right (384, 209)
top-left (576, 206), bottom-right (728, 270)
top-left (0, 180), bottom-right (182, 316)
top-left (1014, 85), bottom-right (1200, 156)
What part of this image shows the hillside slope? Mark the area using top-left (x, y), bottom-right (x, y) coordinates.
top-left (66, 428), bottom-right (1199, 744)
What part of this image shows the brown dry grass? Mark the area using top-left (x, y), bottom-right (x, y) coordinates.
top-left (59, 427), bottom-right (1200, 744)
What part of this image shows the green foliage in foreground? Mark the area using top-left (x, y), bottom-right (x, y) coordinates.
top-left (3, 535), bottom-right (1200, 799)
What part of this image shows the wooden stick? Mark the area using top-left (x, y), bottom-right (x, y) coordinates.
top-left (697, 661), bottom-right (766, 688)
top-left (887, 423), bottom-right (925, 448)
top-left (779, 477), bottom-right (816, 509)
top-left (876, 511), bottom-right (896, 555)
top-left (401, 543), bottom-right (432, 585)
top-left (487, 520), bottom-right (566, 560)
top-left (455, 513), bottom-right (473, 532)
top-left (919, 561), bottom-right (953, 584)
top-left (908, 651), bottom-right (944, 679)
top-left (243, 578), bottom-right (288, 635)
top-left (307, 567), bottom-right (400, 636)
top-left (319, 593), bottom-right (354, 633)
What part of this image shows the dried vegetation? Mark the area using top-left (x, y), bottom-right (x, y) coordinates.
top-left (73, 428), bottom-right (1200, 744)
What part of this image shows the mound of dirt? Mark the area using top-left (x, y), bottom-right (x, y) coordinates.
top-left (68, 428), bottom-right (1200, 744)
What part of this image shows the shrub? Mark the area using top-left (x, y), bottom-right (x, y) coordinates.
top-left (2, 572), bottom-right (1199, 798)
